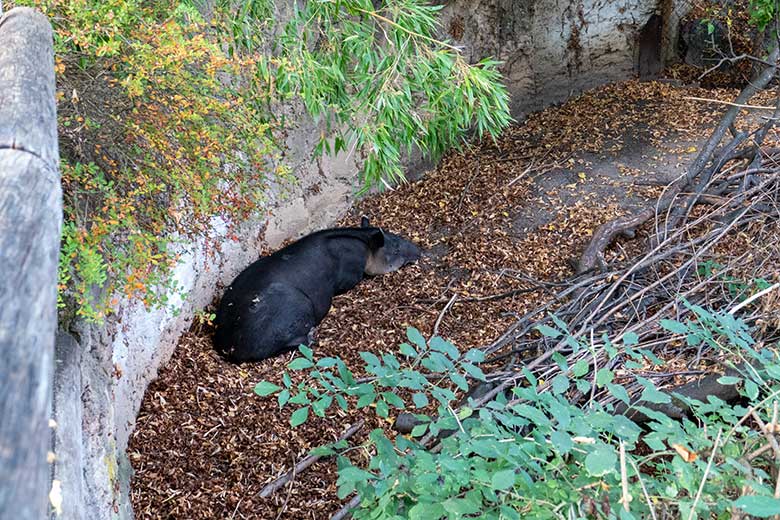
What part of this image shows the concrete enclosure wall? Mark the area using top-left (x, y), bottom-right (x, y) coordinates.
top-left (439, 0), bottom-right (668, 117)
top-left (50, 0), bottom-right (675, 518)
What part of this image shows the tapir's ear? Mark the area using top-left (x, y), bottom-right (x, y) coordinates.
top-left (361, 215), bottom-right (370, 228)
top-left (368, 229), bottom-right (384, 251)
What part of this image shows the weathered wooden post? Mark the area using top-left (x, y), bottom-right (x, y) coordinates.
top-left (0, 6), bottom-right (61, 519)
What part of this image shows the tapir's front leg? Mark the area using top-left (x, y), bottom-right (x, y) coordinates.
top-left (282, 326), bottom-right (318, 355)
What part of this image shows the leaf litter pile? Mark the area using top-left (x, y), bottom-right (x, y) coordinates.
top-left (130, 78), bottom-right (780, 519)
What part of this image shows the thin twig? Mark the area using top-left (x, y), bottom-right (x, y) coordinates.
top-left (433, 294), bottom-right (458, 338)
top-left (628, 457), bottom-right (658, 520)
top-left (273, 454), bottom-right (296, 520)
top-left (688, 429), bottom-right (723, 520)
top-left (331, 495), bottom-right (361, 520)
top-left (618, 441), bottom-right (632, 513)
top-left (683, 96), bottom-right (776, 110)
top-left (260, 420), bottom-right (365, 498)
top-left (728, 282), bottom-right (780, 315)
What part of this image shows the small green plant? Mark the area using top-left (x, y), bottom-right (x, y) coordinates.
top-left (749, 0), bottom-right (777, 30)
top-left (256, 309), bottom-right (780, 518)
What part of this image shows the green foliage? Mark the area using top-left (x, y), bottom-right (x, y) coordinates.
top-left (256, 311), bottom-right (780, 518)
top-left (749, 0), bottom-right (777, 30)
top-left (13, 0), bottom-right (282, 321)
top-left (219, 0), bottom-right (512, 188)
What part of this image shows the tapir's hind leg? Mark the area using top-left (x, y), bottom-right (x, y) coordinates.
top-left (255, 283), bottom-right (321, 359)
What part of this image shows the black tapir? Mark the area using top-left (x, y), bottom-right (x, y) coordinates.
top-left (214, 217), bottom-right (421, 362)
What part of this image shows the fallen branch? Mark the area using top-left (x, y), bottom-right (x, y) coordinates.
top-left (683, 96), bottom-right (776, 110)
top-left (331, 495), bottom-right (361, 520)
top-left (260, 420), bottom-right (365, 499)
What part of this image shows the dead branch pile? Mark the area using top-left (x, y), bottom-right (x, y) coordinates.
top-left (468, 139), bottom-right (780, 412)
top-left (338, 85), bottom-right (780, 518)
top-left (425, 60), bottom-right (780, 429)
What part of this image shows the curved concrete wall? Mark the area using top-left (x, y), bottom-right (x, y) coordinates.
top-left (49, 0), bottom-right (674, 517)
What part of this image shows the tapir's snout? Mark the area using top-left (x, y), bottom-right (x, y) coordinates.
top-left (399, 238), bottom-right (422, 264)
top-left (365, 231), bottom-right (423, 275)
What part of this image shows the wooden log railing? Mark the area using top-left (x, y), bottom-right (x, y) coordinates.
top-left (0, 7), bottom-right (61, 519)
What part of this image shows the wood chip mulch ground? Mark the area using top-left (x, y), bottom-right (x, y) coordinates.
top-left (129, 79), bottom-right (753, 519)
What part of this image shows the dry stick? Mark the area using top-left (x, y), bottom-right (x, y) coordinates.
top-left (331, 495), bottom-right (361, 520)
top-left (748, 442), bottom-right (774, 461)
top-left (728, 282), bottom-right (780, 315)
top-left (433, 294), bottom-right (458, 337)
top-left (683, 96), bottom-right (776, 110)
top-left (628, 457), bottom-right (658, 520)
top-left (673, 132), bottom-right (752, 230)
top-left (618, 441), bottom-right (632, 513)
top-left (273, 455), bottom-right (296, 520)
top-left (688, 428), bottom-right (724, 520)
top-left (259, 420), bottom-right (365, 499)
top-left (749, 410), bottom-right (780, 462)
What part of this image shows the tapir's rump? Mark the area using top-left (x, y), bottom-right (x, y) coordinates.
top-left (214, 218), bottom-right (421, 362)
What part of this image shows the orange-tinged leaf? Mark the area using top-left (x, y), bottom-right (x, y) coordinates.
top-left (671, 443), bottom-right (698, 462)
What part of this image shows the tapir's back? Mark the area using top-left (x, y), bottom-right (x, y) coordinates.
top-left (213, 228), bottom-right (376, 362)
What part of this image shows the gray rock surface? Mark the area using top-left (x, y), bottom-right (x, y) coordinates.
top-left (439, 0), bottom-right (682, 117)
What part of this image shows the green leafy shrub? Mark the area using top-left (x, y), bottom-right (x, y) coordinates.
top-left (749, 0), bottom-right (778, 29)
top-left (219, 0), bottom-right (513, 187)
top-left (256, 309), bottom-right (780, 519)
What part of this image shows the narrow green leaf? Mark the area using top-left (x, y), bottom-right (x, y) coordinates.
top-left (412, 392), bottom-right (429, 408)
top-left (552, 374), bottom-right (570, 395)
top-left (660, 319), bottom-right (688, 334)
top-left (585, 445), bottom-right (617, 476)
top-left (299, 344), bottom-right (313, 360)
top-left (572, 359), bottom-right (590, 377)
top-left (732, 496), bottom-right (780, 517)
top-left (623, 331), bottom-right (639, 345)
top-left (596, 368), bottom-right (614, 387)
top-left (288, 358), bottom-right (314, 370)
top-left (376, 399), bottom-right (389, 418)
top-left (407, 327), bottom-right (427, 349)
top-left (536, 324), bottom-right (561, 338)
top-left (359, 351), bottom-right (381, 367)
top-left (462, 362), bottom-right (487, 381)
top-left (277, 389), bottom-right (291, 407)
top-left (399, 342), bottom-right (417, 357)
top-left (607, 383), bottom-right (630, 405)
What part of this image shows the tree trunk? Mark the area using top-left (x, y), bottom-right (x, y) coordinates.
top-left (0, 7), bottom-right (61, 519)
